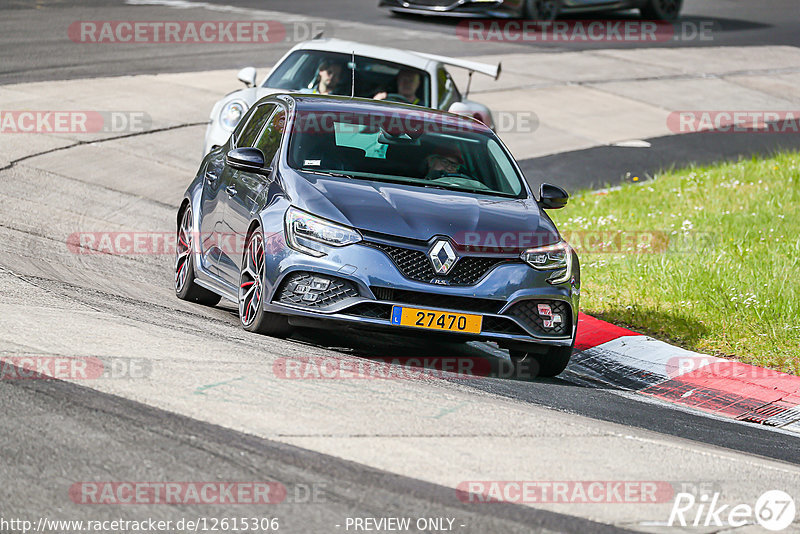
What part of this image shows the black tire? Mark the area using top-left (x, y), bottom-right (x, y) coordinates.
top-left (239, 229), bottom-right (291, 337)
top-left (640, 0), bottom-right (682, 20)
top-left (510, 344), bottom-right (573, 379)
top-left (175, 205), bottom-right (221, 306)
top-left (523, 0), bottom-right (561, 21)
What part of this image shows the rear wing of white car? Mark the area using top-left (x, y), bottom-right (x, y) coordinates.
top-left (411, 52), bottom-right (502, 80)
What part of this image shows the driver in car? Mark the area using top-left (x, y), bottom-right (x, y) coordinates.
top-left (312, 60), bottom-right (343, 95)
top-left (373, 69), bottom-right (421, 105)
top-left (424, 147), bottom-right (464, 179)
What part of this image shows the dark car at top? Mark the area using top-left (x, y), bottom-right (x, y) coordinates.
top-left (379, 0), bottom-right (682, 21)
top-left (176, 94), bottom-right (580, 377)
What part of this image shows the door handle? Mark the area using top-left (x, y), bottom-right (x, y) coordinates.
top-left (226, 185), bottom-right (237, 197)
top-left (205, 170), bottom-right (218, 183)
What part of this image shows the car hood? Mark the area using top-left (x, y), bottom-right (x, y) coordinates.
top-left (284, 171), bottom-right (560, 250)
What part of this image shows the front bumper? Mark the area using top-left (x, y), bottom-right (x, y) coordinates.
top-left (261, 237), bottom-right (579, 352)
top-left (379, 0), bottom-right (648, 17)
top-left (379, 0), bottom-right (517, 18)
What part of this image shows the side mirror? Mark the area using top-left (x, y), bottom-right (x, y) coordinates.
top-left (237, 67), bottom-right (257, 88)
top-left (226, 148), bottom-right (271, 175)
top-left (539, 183), bottom-right (569, 209)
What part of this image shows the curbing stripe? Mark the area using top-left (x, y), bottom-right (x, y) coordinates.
top-left (574, 313), bottom-right (639, 350)
top-left (767, 403), bottom-right (800, 429)
top-left (573, 315), bottom-right (800, 433)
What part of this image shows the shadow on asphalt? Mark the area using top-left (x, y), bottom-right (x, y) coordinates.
top-left (283, 325), bottom-right (586, 386)
top-left (217, 299), bottom-right (591, 386)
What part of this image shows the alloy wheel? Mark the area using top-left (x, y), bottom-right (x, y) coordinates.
top-left (239, 232), bottom-right (265, 327)
top-left (175, 206), bottom-right (193, 292)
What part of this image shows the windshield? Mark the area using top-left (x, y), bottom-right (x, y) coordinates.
top-left (264, 50), bottom-right (431, 107)
top-left (287, 109), bottom-right (527, 198)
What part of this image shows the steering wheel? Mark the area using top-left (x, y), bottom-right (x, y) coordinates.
top-left (384, 93), bottom-right (412, 104)
top-left (432, 173), bottom-right (491, 190)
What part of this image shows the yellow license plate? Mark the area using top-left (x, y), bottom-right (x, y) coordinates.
top-left (390, 306), bottom-right (482, 334)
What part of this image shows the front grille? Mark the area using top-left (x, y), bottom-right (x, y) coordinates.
top-left (371, 287), bottom-right (504, 314)
top-left (506, 299), bottom-right (571, 337)
top-left (364, 241), bottom-right (514, 286)
top-left (276, 272), bottom-right (359, 308)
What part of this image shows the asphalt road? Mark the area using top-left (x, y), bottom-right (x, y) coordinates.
top-left (2, 1), bottom-right (800, 531)
top-left (3, 0), bottom-right (799, 189)
top-left (1, 371), bottom-right (628, 534)
top-left (1, 0), bottom-right (799, 85)
top-left (520, 120), bottom-right (800, 192)
top-left (0, 119), bottom-right (798, 532)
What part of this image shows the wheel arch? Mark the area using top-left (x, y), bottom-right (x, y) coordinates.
top-left (246, 218), bottom-right (263, 245)
top-left (177, 198), bottom-right (191, 229)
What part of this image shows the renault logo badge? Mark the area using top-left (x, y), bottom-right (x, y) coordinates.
top-left (429, 240), bottom-right (457, 275)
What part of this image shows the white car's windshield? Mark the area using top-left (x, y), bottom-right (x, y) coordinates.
top-left (287, 109), bottom-right (526, 199)
top-left (265, 50), bottom-right (431, 107)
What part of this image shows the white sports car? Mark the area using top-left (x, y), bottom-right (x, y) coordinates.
top-left (203, 38), bottom-right (501, 155)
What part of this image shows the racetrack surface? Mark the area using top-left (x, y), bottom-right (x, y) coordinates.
top-left (2, 1), bottom-right (800, 531)
top-left (1, 0), bottom-right (799, 85)
top-left (5, 0), bottom-right (800, 189)
top-left (1, 370), bottom-right (630, 533)
top-left (1, 108), bottom-right (799, 532)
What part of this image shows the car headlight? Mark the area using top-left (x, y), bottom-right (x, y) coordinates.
top-left (219, 100), bottom-right (248, 131)
top-left (520, 240), bottom-right (573, 285)
top-left (285, 207), bottom-right (362, 257)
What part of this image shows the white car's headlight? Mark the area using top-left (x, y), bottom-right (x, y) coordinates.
top-left (219, 100), bottom-right (248, 131)
top-left (285, 207), bottom-right (362, 257)
top-left (520, 240), bottom-right (573, 284)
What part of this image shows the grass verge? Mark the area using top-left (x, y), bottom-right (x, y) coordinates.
top-left (550, 151), bottom-right (799, 374)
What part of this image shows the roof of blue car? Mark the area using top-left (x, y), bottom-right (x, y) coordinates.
top-left (277, 94), bottom-right (492, 132)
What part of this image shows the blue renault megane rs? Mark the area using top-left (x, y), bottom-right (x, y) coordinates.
top-left (176, 94), bottom-right (579, 377)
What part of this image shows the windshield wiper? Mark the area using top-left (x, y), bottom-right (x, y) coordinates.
top-left (425, 181), bottom-right (509, 196)
top-left (299, 169), bottom-right (354, 179)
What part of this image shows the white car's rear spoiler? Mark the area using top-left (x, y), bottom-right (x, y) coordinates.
top-left (412, 52), bottom-right (502, 80)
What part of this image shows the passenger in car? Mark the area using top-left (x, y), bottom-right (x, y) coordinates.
top-left (312, 60), bottom-right (343, 95)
